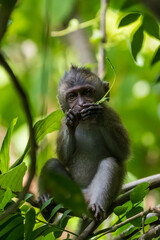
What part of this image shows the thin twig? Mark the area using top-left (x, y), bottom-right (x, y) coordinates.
top-left (0, 53), bottom-right (37, 221)
top-left (51, 16), bottom-right (100, 37)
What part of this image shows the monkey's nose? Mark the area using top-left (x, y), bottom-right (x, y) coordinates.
top-left (77, 104), bottom-right (83, 112)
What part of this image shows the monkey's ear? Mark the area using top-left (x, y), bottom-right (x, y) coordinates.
top-left (103, 81), bottom-right (110, 101)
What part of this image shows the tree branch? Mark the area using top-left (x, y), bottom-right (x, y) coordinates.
top-left (0, 52), bottom-right (37, 221)
top-left (98, 0), bottom-right (107, 79)
top-left (122, 174), bottom-right (160, 193)
top-left (138, 221), bottom-right (160, 240)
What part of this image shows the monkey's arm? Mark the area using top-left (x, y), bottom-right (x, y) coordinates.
top-left (87, 158), bottom-right (125, 220)
top-left (86, 105), bottom-right (130, 220)
top-left (101, 105), bottom-right (131, 162)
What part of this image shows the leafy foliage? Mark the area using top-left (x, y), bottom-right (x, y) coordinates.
top-left (151, 46), bottom-right (160, 66)
top-left (0, 163), bottom-right (27, 192)
top-left (131, 25), bottom-right (144, 61)
top-left (130, 182), bottom-right (149, 204)
top-left (118, 12), bottom-right (160, 62)
top-left (0, 214), bottom-right (24, 240)
top-left (0, 118), bottom-right (17, 173)
top-left (11, 109), bottom-right (64, 168)
top-left (118, 13), bottom-right (141, 28)
top-left (113, 206), bottom-right (128, 217)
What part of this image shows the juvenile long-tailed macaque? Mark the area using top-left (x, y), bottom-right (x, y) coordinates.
top-left (39, 65), bottom-right (130, 221)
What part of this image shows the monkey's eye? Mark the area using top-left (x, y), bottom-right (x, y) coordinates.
top-left (67, 92), bottom-right (77, 101)
top-left (83, 88), bottom-right (93, 97)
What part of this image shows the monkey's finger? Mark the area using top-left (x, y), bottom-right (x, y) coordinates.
top-left (66, 113), bottom-right (75, 121)
top-left (94, 205), bottom-right (104, 221)
top-left (90, 203), bottom-right (96, 213)
top-left (66, 118), bottom-right (74, 126)
top-left (81, 109), bottom-right (102, 119)
top-left (67, 110), bottom-right (80, 119)
top-left (82, 103), bottom-right (100, 107)
top-left (81, 109), bottom-right (102, 117)
top-left (80, 105), bottom-right (103, 114)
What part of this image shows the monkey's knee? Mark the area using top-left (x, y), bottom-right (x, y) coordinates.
top-left (99, 158), bottom-right (124, 175)
top-left (39, 158), bottom-right (71, 196)
top-left (40, 158), bottom-right (70, 177)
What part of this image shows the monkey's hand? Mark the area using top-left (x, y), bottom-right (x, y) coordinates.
top-left (80, 103), bottom-right (103, 121)
top-left (66, 109), bottom-right (80, 129)
top-left (89, 202), bottom-right (105, 221)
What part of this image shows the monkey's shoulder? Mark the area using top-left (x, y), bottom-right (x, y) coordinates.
top-left (101, 104), bottom-right (122, 125)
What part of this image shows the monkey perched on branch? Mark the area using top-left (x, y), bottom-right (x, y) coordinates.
top-left (39, 65), bottom-right (131, 221)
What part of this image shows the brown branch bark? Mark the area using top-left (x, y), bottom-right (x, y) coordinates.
top-left (0, 53), bottom-right (37, 221)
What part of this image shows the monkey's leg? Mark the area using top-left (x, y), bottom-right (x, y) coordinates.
top-left (87, 157), bottom-right (125, 220)
top-left (38, 158), bottom-right (71, 221)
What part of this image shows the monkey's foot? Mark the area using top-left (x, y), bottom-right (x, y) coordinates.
top-left (89, 203), bottom-right (105, 221)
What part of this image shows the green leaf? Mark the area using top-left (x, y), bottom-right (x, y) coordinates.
top-left (0, 118), bottom-right (17, 173)
top-left (11, 109), bottom-right (64, 168)
top-left (145, 215), bottom-right (158, 225)
top-left (118, 13), bottom-right (140, 28)
top-left (131, 25), bottom-right (144, 61)
top-left (41, 227), bottom-right (58, 238)
top-left (54, 229), bottom-right (63, 239)
top-left (151, 46), bottom-right (160, 66)
top-left (25, 208), bottom-right (36, 240)
top-left (0, 188), bottom-right (12, 210)
top-left (30, 225), bottom-right (52, 240)
top-left (0, 162), bottom-right (27, 192)
top-left (34, 109), bottom-right (64, 143)
top-left (126, 206), bottom-right (143, 227)
top-left (154, 72), bottom-right (160, 84)
top-left (59, 209), bottom-right (71, 228)
top-left (143, 15), bottom-right (160, 40)
top-left (40, 198), bottom-right (53, 212)
top-left (42, 172), bottom-right (88, 216)
top-left (24, 193), bottom-right (34, 201)
top-left (0, 215), bottom-right (24, 238)
top-left (5, 224), bottom-right (24, 240)
top-left (64, 234), bottom-right (71, 240)
top-left (114, 206), bottom-right (128, 216)
top-left (130, 182), bottom-right (149, 204)
top-left (49, 203), bottom-right (63, 221)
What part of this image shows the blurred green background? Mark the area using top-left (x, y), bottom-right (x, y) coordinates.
top-left (0, 0), bottom-right (159, 191)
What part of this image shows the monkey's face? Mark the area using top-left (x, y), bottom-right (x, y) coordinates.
top-left (65, 84), bottom-right (95, 112)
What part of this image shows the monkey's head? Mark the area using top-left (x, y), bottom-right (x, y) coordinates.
top-left (58, 65), bottom-right (109, 112)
